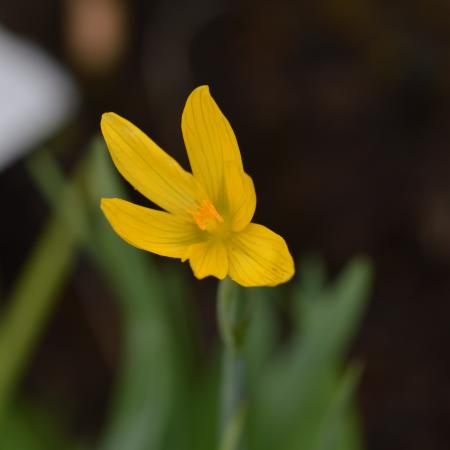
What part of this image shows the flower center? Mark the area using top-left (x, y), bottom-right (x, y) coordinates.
top-left (191, 200), bottom-right (224, 231)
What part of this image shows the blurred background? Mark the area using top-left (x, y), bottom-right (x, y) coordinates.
top-left (0, 1), bottom-right (449, 449)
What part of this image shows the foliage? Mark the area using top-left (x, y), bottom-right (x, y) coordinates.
top-left (0, 140), bottom-right (373, 450)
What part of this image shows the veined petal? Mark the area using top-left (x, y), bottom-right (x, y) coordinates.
top-left (224, 162), bottom-right (256, 231)
top-left (189, 240), bottom-right (228, 280)
top-left (101, 198), bottom-right (201, 259)
top-left (101, 113), bottom-right (199, 216)
top-left (181, 85), bottom-right (243, 206)
top-left (228, 223), bottom-right (295, 287)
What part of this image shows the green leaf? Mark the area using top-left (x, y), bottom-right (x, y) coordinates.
top-left (0, 402), bottom-right (79, 450)
top-left (0, 217), bottom-right (76, 418)
top-left (85, 140), bottom-right (177, 450)
top-left (311, 364), bottom-right (364, 450)
top-left (248, 257), bottom-right (373, 450)
top-left (163, 360), bottom-right (220, 450)
top-left (296, 256), bottom-right (374, 362)
top-left (243, 287), bottom-right (280, 392)
top-left (27, 141), bottom-right (182, 450)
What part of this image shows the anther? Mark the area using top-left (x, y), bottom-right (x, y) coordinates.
top-left (191, 200), bottom-right (223, 230)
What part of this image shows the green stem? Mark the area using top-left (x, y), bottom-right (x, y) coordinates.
top-left (217, 278), bottom-right (250, 450)
top-left (220, 346), bottom-right (243, 437)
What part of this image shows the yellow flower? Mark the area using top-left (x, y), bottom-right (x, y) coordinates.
top-left (100, 86), bottom-right (295, 287)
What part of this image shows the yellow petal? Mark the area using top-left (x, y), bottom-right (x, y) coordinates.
top-left (189, 240), bottom-right (228, 280)
top-left (101, 113), bottom-right (199, 216)
top-left (181, 85), bottom-right (243, 206)
top-left (228, 223), bottom-right (295, 287)
top-left (101, 198), bottom-right (201, 259)
top-left (224, 162), bottom-right (256, 231)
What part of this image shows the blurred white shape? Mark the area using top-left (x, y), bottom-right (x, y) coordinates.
top-left (0, 26), bottom-right (78, 171)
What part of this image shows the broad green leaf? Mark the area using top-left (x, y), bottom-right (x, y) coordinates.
top-left (248, 257), bottom-right (373, 450)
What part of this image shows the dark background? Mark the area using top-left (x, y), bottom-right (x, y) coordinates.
top-left (1, 1), bottom-right (450, 449)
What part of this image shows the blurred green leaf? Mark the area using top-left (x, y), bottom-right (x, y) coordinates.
top-left (27, 140), bottom-right (184, 450)
top-left (0, 402), bottom-right (79, 450)
top-left (162, 360), bottom-right (220, 450)
top-left (0, 216), bottom-right (76, 418)
top-left (247, 257), bottom-right (373, 450)
top-left (84, 140), bottom-right (179, 450)
top-left (296, 256), bottom-right (374, 362)
top-left (243, 287), bottom-right (280, 391)
top-left (310, 363), bottom-right (363, 450)
top-left (159, 264), bottom-right (196, 380)
top-left (296, 254), bottom-right (327, 303)
top-left (26, 150), bottom-right (91, 245)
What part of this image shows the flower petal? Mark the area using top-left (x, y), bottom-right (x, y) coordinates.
top-left (189, 240), bottom-right (228, 280)
top-left (181, 85), bottom-right (243, 206)
top-left (228, 223), bottom-right (295, 287)
top-left (101, 198), bottom-right (201, 259)
top-left (101, 113), bottom-right (200, 216)
top-left (224, 162), bottom-right (256, 231)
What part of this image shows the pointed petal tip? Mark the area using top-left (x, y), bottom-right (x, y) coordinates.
top-left (187, 85), bottom-right (210, 101)
top-left (101, 112), bottom-right (121, 128)
top-left (101, 112), bottom-right (113, 122)
top-left (100, 113), bottom-right (114, 135)
top-left (101, 113), bottom-right (131, 134)
top-left (100, 197), bottom-right (117, 212)
top-left (194, 84), bottom-right (210, 93)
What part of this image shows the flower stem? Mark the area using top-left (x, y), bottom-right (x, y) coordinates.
top-left (217, 278), bottom-right (250, 450)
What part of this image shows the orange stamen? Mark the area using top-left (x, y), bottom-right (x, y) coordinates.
top-left (191, 200), bottom-right (224, 230)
